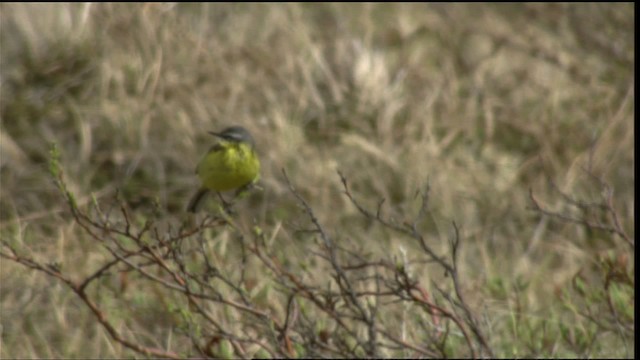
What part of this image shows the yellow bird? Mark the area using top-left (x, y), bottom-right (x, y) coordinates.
top-left (187, 126), bottom-right (260, 212)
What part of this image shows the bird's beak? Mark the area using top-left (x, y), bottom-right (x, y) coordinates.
top-left (208, 131), bottom-right (223, 138)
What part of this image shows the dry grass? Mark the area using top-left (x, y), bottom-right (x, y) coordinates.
top-left (1, 3), bottom-right (634, 358)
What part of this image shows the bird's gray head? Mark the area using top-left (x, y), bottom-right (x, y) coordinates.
top-left (209, 126), bottom-right (255, 146)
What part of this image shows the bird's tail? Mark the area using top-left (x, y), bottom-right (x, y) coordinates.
top-left (187, 188), bottom-right (209, 213)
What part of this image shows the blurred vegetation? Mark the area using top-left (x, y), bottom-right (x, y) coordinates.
top-left (0, 3), bottom-right (634, 358)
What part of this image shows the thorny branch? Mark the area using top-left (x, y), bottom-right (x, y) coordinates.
top-left (338, 171), bottom-right (493, 358)
top-left (2, 167), bottom-right (501, 358)
top-left (529, 170), bottom-right (633, 250)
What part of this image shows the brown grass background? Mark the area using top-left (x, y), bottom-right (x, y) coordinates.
top-left (0, 3), bottom-right (634, 358)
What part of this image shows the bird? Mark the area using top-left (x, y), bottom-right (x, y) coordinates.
top-left (187, 125), bottom-right (260, 213)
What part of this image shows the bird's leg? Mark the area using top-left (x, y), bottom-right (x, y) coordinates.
top-left (216, 192), bottom-right (235, 215)
top-left (232, 181), bottom-right (260, 201)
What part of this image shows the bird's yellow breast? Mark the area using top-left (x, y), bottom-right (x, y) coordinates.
top-left (196, 142), bottom-right (260, 191)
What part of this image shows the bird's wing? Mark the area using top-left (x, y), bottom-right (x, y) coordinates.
top-left (195, 143), bottom-right (225, 173)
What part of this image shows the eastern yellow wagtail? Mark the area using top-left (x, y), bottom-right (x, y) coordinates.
top-left (187, 125), bottom-right (260, 212)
